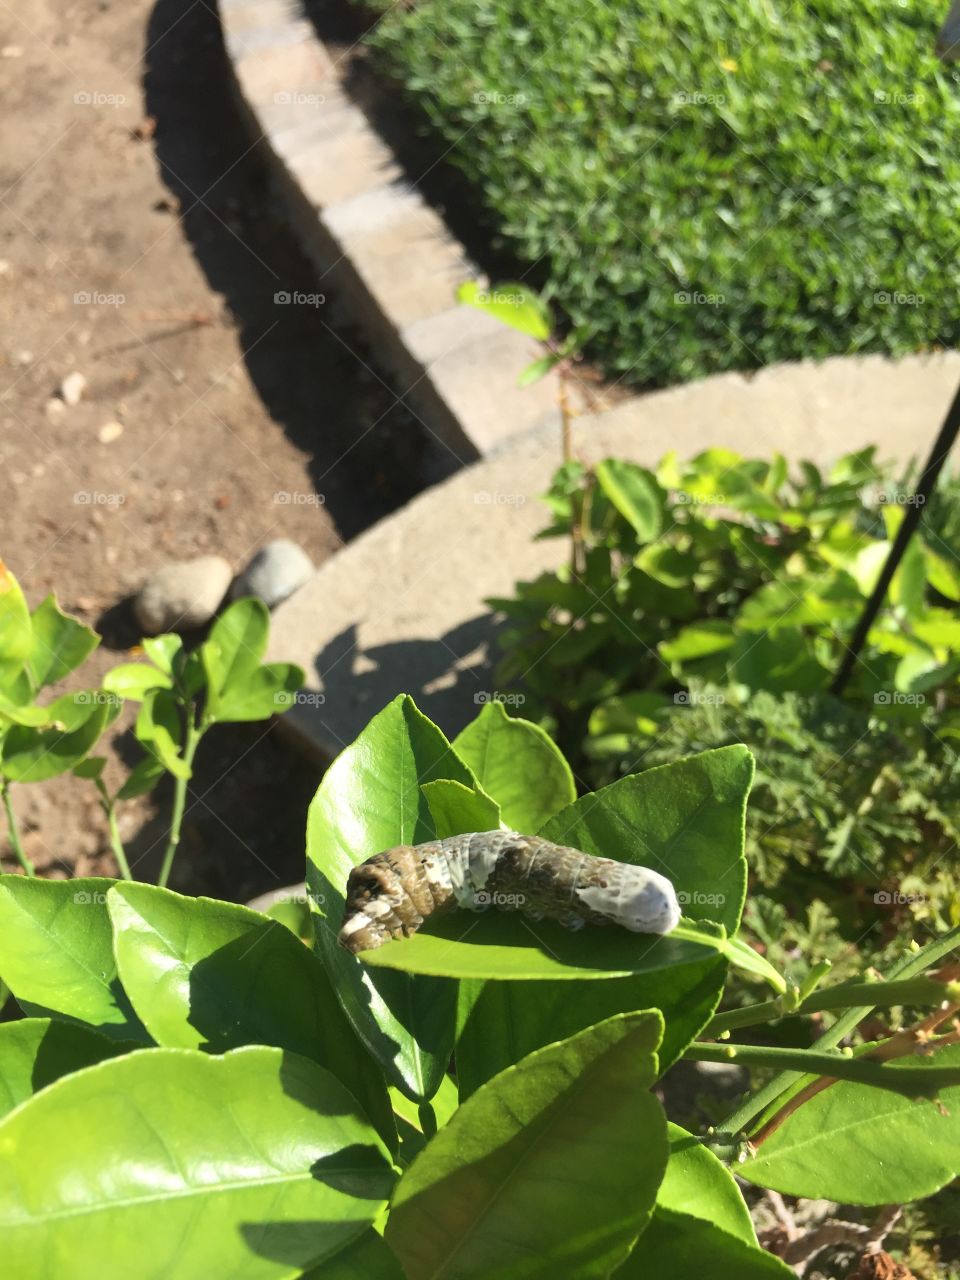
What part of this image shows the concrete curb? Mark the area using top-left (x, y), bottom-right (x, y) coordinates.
top-left (218, 0), bottom-right (559, 464)
top-left (266, 349), bottom-right (960, 761)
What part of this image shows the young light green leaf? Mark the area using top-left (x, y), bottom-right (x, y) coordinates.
top-left (103, 662), bottom-right (173, 700)
top-left (0, 876), bottom-right (147, 1041)
top-left (306, 695), bottom-right (469, 1101)
top-left (26, 595), bottom-right (99, 691)
top-left (595, 459), bottom-right (664, 542)
top-left (457, 279), bottom-right (552, 341)
top-left (1, 697), bottom-right (118, 782)
top-left (0, 1018), bottom-right (129, 1120)
top-left (107, 882), bottom-right (392, 1145)
top-left (208, 661), bottom-right (303, 723)
top-left (135, 689), bottom-right (189, 779)
top-left (141, 634), bottom-right (182, 674)
top-left (0, 1045), bottom-right (395, 1280)
top-left (201, 596), bottom-right (270, 718)
top-left (452, 699), bottom-right (576, 831)
top-left (387, 1011), bottom-right (668, 1280)
top-left (0, 562), bottom-right (33, 689)
top-left (517, 352), bottom-right (560, 387)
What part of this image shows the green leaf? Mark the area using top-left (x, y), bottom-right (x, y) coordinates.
top-left (210, 661), bottom-right (304, 723)
top-left (0, 696), bottom-right (116, 781)
top-left (738, 1041), bottom-right (960, 1204)
top-left (457, 279), bottom-right (552, 341)
top-left (923, 544), bottom-right (960, 601)
top-left (387, 1011), bottom-right (668, 1280)
top-left (0, 561), bottom-right (33, 689)
top-left (141, 634), bottom-right (182, 674)
top-left (201, 596), bottom-right (269, 715)
top-left (517, 353), bottom-right (560, 387)
top-left (595, 459), bottom-right (663, 541)
top-left (27, 595), bottom-right (99, 691)
top-left (0, 1045), bottom-right (395, 1279)
top-left (72, 755), bottom-right (106, 781)
top-left (615, 1121), bottom-right (794, 1276)
top-left (452, 700), bottom-right (576, 831)
top-left (306, 695), bottom-right (469, 1101)
top-left (619, 1213), bottom-right (791, 1278)
top-left (102, 662), bottom-right (172, 700)
top-left (421, 778), bottom-right (501, 838)
top-left (660, 622), bottom-right (736, 664)
top-left (657, 1123), bottom-right (758, 1242)
top-left (116, 754), bottom-right (167, 800)
top-left (0, 876), bottom-right (147, 1041)
top-left (455, 958), bottom-right (726, 1098)
top-left (539, 746), bottom-right (754, 935)
top-left (304, 1232), bottom-right (406, 1279)
top-left (107, 883), bottom-right (392, 1145)
top-left (135, 689), bottom-right (189, 779)
top-left (360, 914), bottom-right (742, 981)
top-left (0, 1018), bottom-right (129, 1120)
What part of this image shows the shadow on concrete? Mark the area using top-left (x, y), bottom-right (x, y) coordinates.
top-left (298, 614), bottom-right (502, 755)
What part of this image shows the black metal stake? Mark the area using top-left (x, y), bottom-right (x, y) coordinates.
top-left (830, 377), bottom-right (960, 697)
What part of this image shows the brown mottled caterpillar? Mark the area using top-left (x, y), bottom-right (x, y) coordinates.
top-left (338, 830), bottom-right (681, 955)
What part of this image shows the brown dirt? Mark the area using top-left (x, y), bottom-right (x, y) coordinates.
top-left (0, 0), bottom-right (450, 900)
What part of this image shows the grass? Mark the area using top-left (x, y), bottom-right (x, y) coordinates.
top-left (365, 0), bottom-right (960, 387)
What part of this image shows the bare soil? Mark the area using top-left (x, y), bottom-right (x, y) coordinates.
top-left (0, 0), bottom-right (447, 899)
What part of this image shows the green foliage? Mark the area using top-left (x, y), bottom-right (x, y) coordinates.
top-left (494, 449), bottom-right (960, 741)
top-left (0, 695), bottom-right (957, 1274)
top-left (0, 561), bottom-right (303, 885)
top-left (489, 450), bottom-right (960, 972)
top-left (364, 0), bottom-right (960, 385)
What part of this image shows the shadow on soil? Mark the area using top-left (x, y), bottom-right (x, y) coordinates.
top-left (142, 0), bottom-right (457, 543)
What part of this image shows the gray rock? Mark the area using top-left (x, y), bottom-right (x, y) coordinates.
top-left (134, 556), bottom-right (233, 635)
top-left (232, 539), bottom-right (313, 609)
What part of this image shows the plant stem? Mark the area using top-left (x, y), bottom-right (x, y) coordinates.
top-left (157, 721), bottom-right (202, 889)
top-left (558, 362), bottom-right (573, 466)
top-left (704, 975), bottom-right (956, 1037)
top-left (106, 804), bottom-right (133, 881)
top-left (1, 782), bottom-right (35, 877)
top-left (718, 925), bottom-right (960, 1138)
top-left (685, 1040), bottom-right (960, 1098)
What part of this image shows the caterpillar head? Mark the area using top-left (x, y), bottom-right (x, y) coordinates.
top-left (576, 864), bottom-right (681, 936)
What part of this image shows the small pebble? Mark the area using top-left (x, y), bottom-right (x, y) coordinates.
top-left (98, 420), bottom-right (123, 443)
top-left (60, 371), bottom-right (87, 406)
top-left (134, 555), bottom-right (233, 635)
top-left (232, 539), bottom-right (314, 609)
top-left (45, 398), bottom-right (66, 423)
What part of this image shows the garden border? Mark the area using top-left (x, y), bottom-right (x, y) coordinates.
top-left (217, 0), bottom-right (560, 463)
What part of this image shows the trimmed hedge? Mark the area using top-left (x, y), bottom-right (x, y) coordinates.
top-left (367, 0), bottom-right (960, 386)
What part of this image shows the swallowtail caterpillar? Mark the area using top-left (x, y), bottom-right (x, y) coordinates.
top-left (338, 830), bottom-right (681, 954)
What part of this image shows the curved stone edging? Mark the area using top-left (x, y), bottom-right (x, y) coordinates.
top-left (266, 348), bottom-right (960, 760)
top-left (218, 0), bottom-right (560, 464)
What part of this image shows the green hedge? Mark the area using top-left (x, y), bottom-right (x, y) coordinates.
top-left (368, 0), bottom-right (960, 385)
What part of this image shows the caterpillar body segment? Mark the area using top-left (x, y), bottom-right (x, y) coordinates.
top-left (338, 830), bottom-right (681, 954)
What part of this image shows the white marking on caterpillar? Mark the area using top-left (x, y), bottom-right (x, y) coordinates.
top-left (338, 830), bottom-right (681, 954)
